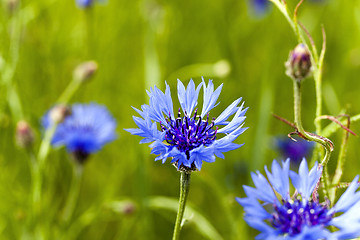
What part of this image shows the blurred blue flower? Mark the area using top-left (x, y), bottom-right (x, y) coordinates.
top-left (43, 103), bottom-right (117, 162)
top-left (275, 136), bottom-right (314, 162)
top-left (76, 0), bottom-right (105, 8)
top-left (249, 0), bottom-right (327, 18)
top-left (237, 159), bottom-right (360, 239)
top-left (251, 0), bottom-right (271, 16)
top-left (76, 0), bottom-right (93, 8)
top-left (126, 79), bottom-right (248, 171)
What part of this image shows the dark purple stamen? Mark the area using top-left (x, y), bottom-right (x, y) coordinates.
top-left (161, 108), bottom-right (218, 159)
top-left (270, 199), bottom-right (333, 236)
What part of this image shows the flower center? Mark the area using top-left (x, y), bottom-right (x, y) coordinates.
top-left (270, 199), bottom-right (333, 236)
top-left (161, 109), bottom-right (218, 159)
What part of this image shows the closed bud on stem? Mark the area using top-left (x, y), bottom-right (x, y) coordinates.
top-left (73, 61), bottom-right (98, 83)
top-left (4, 0), bottom-right (19, 14)
top-left (50, 104), bottom-right (71, 124)
top-left (122, 202), bottom-right (136, 215)
top-left (16, 120), bottom-right (34, 148)
top-left (285, 44), bottom-right (312, 82)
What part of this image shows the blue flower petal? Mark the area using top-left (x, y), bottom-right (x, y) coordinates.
top-left (250, 171), bottom-right (278, 204)
top-left (243, 217), bottom-right (277, 239)
top-left (217, 102), bottom-right (248, 134)
top-left (291, 225), bottom-right (331, 240)
top-left (330, 201), bottom-right (360, 236)
top-left (201, 78), bottom-right (223, 117)
top-left (189, 145), bottom-right (215, 170)
top-left (332, 176), bottom-right (360, 213)
top-left (214, 98), bottom-right (242, 125)
top-left (289, 159), bottom-right (322, 200)
top-left (177, 79), bottom-right (202, 116)
top-left (236, 197), bottom-right (271, 219)
top-left (168, 147), bottom-right (190, 168)
top-left (265, 159), bottom-right (290, 201)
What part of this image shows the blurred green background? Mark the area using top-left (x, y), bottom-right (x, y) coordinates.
top-left (1, 0), bottom-right (360, 239)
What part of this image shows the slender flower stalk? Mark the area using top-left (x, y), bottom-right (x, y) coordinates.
top-left (2, 2), bottom-right (24, 122)
top-left (292, 79), bottom-right (331, 198)
top-left (61, 164), bottom-right (83, 222)
top-left (172, 171), bottom-right (191, 240)
top-left (330, 121), bottom-right (350, 203)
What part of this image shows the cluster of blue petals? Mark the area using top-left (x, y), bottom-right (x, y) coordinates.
top-left (237, 159), bottom-right (360, 240)
top-left (42, 103), bottom-right (117, 158)
top-left (126, 79), bottom-right (248, 170)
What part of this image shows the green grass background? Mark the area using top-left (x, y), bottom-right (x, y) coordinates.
top-left (1, 0), bottom-right (360, 239)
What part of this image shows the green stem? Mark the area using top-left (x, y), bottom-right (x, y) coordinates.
top-left (33, 76), bottom-right (80, 209)
top-left (32, 123), bottom-right (57, 207)
top-left (293, 80), bottom-right (331, 198)
top-left (172, 171), bottom-right (191, 240)
top-left (37, 123), bottom-right (57, 164)
top-left (57, 79), bottom-right (82, 104)
top-left (329, 125), bottom-right (350, 203)
top-left (62, 164), bottom-right (83, 223)
top-left (269, 0), bottom-right (306, 44)
top-left (315, 68), bottom-right (323, 133)
top-left (269, 0), bottom-right (295, 33)
top-left (312, 46), bottom-right (326, 165)
top-left (1, 6), bottom-right (24, 122)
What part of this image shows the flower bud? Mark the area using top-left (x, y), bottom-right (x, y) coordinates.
top-left (50, 104), bottom-right (71, 124)
top-left (108, 200), bottom-right (137, 216)
top-left (4, 0), bottom-right (19, 14)
top-left (16, 120), bottom-right (34, 148)
top-left (73, 61), bottom-right (98, 83)
top-left (285, 44), bottom-right (312, 82)
top-left (122, 202), bottom-right (136, 215)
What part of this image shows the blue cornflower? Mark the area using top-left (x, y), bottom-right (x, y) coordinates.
top-left (275, 136), bottom-right (314, 162)
top-left (76, 0), bottom-right (93, 8)
top-left (126, 79), bottom-right (248, 171)
top-left (251, 0), bottom-right (271, 16)
top-left (42, 103), bottom-right (117, 163)
top-left (76, 0), bottom-right (105, 8)
top-left (237, 159), bottom-right (360, 240)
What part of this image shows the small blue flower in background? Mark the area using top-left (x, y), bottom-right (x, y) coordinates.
top-left (76, 0), bottom-right (106, 8)
top-left (237, 159), bottom-right (360, 239)
top-left (42, 103), bottom-right (117, 163)
top-left (76, 0), bottom-right (93, 8)
top-left (275, 136), bottom-right (314, 163)
top-left (248, 0), bottom-right (327, 18)
top-left (126, 79), bottom-right (248, 171)
top-left (251, 0), bottom-right (271, 16)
